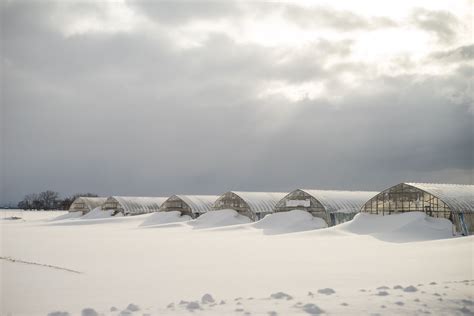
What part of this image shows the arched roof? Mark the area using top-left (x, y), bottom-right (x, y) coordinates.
top-left (107, 196), bottom-right (168, 214)
top-left (230, 191), bottom-right (287, 213)
top-left (70, 197), bottom-right (107, 211)
top-left (171, 195), bottom-right (219, 214)
top-left (299, 189), bottom-right (378, 213)
top-left (405, 183), bottom-right (474, 213)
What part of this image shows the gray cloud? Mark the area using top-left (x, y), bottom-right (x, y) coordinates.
top-left (410, 8), bottom-right (460, 44)
top-left (1, 1), bottom-right (472, 204)
top-left (126, 0), bottom-right (243, 25)
top-left (431, 44), bottom-right (474, 62)
top-left (282, 4), bottom-right (398, 31)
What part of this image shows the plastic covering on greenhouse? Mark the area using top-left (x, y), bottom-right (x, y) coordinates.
top-left (160, 195), bottom-right (219, 218)
top-left (103, 196), bottom-right (168, 215)
top-left (361, 183), bottom-right (474, 235)
top-left (69, 197), bottom-right (107, 214)
top-left (213, 191), bottom-right (287, 221)
top-left (275, 189), bottom-right (378, 226)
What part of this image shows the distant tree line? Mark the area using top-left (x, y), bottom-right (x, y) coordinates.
top-left (17, 191), bottom-right (98, 210)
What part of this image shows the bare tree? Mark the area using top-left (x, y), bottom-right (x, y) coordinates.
top-left (17, 193), bottom-right (39, 210)
top-left (38, 190), bottom-right (60, 210)
top-left (18, 191), bottom-right (98, 210)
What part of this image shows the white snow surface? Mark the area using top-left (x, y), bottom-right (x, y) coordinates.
top-left (1, 210), bottom-right (473, 316)
top-left (187, 209), bottom-right (252, 229)
top-left (251, 209), bottom-right (328, 234)
top-left (50, 211), bottom-right (83, 221)
top-left (140, 211), bottom-right (191, 226)
top-left (80, 207), bottom-right (114, 219)
top-left (338, 212), bottom-right (454, 242)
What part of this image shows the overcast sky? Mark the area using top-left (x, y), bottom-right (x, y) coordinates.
top-left (1, 0), bottom-right (473, 204)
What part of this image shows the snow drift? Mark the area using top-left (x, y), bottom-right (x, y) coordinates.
top-left (252, 210), bottom-right (328, 235)
top-left (337, 212), bottom-right (454, 242)
top-left (80, 207), bottom-right (114, 219)
top-left (187, 209), bottom-right (252, 229)
top-left (140, 211), bottom-right (191, 227)
top-left (50, 211), bottom-right (83, 221)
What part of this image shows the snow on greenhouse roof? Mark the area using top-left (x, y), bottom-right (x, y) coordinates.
top-left (70, 197), bottom-right (107, 211)
top-left (108, 196), bottom-right (168, 214)
top-left (300, 189), bottom-right (378, 213)
top-left (405, 183), bottom-right (474, 213)
top-left (173, 195), bottom-right (219, 214)
top-left (231, 191), bottom-right (288, 213)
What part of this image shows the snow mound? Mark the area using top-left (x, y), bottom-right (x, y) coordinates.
top-left (252, 210), bottom-right (328, 235)
top-left (140, 211), bottom-right (191, 227)
top-left (337, 212), bottom-right (453, 242)
top-left (50, 212), bottom-right (83, 221)
top-left (187, 209), bottom-right (252, 229)
top-left (80, 207), bottom-right (114, 219)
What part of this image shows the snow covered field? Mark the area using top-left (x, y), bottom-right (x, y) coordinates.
top-left (1, 210), bottom-right (473, 315)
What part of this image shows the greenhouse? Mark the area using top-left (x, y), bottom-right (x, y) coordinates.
top-left (274, 189), bottom-right (378, 226)
top-left (69, 197), bottom-right (107, 214)
top-left (159, 195), bottom-right (219, 218)
top-left (361, 183), bottom-right (474, 235)
top-left (102, 196), bottom-right (168, 216)
top-left (213, 191), bottom-right (287, 221)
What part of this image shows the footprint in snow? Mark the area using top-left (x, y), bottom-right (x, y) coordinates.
top-left (270, 292), bottom-right (293, 300)
top-left (394, 301), bottom-right (405, 306)
top-left (377, 286), bottom-right (390, 290)
top-left (393, 285), bottom-right (403, 290)
top-left (317, 288), bottom-right (336, 295)
top-left (429, 282), bottom-right (437, 285)
top-left (185, 301), bottom-right (201, 311)
top-left (126, 303), bottom-right (140, 312)
top-left (403, 285), bottom-right (418, 292)
top-left (110, 306), bottom-right (118, 312)
top-left (376, 291), bottom-right (390, 296)
top-left (301, 303), bottom-right (324, 315)
top-left (341, 302), bottom-right (349, 306)
top-left (81, 308), bottom-right (98, 316)
top-left (201, 293), bottom-right (215, 304)
top-left (48, 312), bottom-right (70, 316)
top-left (267, 311), bottom-right (278, 316)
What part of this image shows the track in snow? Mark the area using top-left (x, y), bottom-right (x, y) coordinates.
top-left (0, 256), bottom-right (82, 274)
